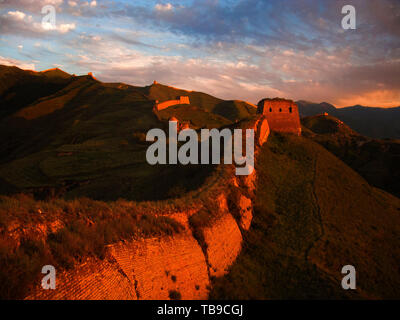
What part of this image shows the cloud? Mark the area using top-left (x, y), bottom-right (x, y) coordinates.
top-left (6, 10), bottom-right (27, 20)
top-left (118, 0), bottom-right (400, 56)
top-left (60, 31), bottom-right (399, 107)
top-left (49, 23), bottom-right (76, 33)
top-left (0, 0), bottom-right (399, 107)
top-left (0, 55), bottom-right (35, 70)
top-left (0, 9), bottom-right (76, 36)
top-left (0, 0), bottom-right (104, 19)
top-left (155, 3), bottom-right (173, 12)
top-left (0, 0), bottom-right (63, 12)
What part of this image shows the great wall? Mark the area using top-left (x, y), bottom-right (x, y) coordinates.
top-left (155, 96), bottom-right (191, 111)
top-left (25, 98), bottom-right (300, 300)
top-left (154, 95), bottom-right (301, 136)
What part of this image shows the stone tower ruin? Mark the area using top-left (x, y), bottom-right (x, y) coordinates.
top-left (257, 98), bottom-right (301, 136)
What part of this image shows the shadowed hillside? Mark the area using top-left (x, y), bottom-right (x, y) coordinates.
top-left (210, 133), bottom-right (400, 299)
top-left (138, 82), bottom-right (257, 122)
top-left (0, 66), bottom-right (74, 119)
top-left (0, 65), bottom-right (254, 201)
top-left (301, 115), bottom-right (400, 198)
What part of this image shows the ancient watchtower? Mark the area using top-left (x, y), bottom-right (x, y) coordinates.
top-left (257, 98), bottom-right (301, 136)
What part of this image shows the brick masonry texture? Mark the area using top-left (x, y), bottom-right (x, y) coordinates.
top-left (109, 233), bottom-right (210, 300)
top-left (202, 211), bottom-right (243, 278)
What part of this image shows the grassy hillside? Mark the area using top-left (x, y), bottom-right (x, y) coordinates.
top-left (139, 82), bottom-right (257, 122)
top-left (157, 104), bottom-right (231, 129)
top-left (1, 66), bottom-right (256, 201)
top-left (301, 115), bottom-right (400, 198)
top-left (0, 66), bottom-right (74, 119)
top-left (0, 74), bottom-right (165, 200)
top-left (210, 133), bottom-right (400, 299)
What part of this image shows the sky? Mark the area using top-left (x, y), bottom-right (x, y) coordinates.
top-left (0, 0), bottom-right (399, 107)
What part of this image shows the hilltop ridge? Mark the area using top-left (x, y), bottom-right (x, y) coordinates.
top-left (297, 100), bottom-right (400, 139)
top-left (39, 68), bottom-right (71, 79)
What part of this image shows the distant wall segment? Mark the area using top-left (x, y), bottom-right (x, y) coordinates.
top-left (155, 96), bottom-right (190, 111)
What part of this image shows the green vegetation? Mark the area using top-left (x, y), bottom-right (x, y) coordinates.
top-left (0, 159), bottom-right (231, 300)
top-left (210, 133), bottom-right (400, 299)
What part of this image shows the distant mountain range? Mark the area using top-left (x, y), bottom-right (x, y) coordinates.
top-left (297, 101), bottom-right (400, 139)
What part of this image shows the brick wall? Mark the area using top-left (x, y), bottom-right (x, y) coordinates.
top-left (24, 114), bottom-right (272, 300)
top-left (109, 233), bottom-right (209, 300)
top-left (156, 96), bottom-right (190, 111)
top-left (25, 257), bottom-right (137, 300)
top-left (202, 211), bottom-right (243, 278)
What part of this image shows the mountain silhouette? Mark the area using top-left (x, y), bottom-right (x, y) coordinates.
top-left (297, 100), bottom-right (400, 139)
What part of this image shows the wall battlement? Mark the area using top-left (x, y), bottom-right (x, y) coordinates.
top-left (156, 96), bottom-right (190, 111)
top-left (257, 98), bottom-right (301, 136)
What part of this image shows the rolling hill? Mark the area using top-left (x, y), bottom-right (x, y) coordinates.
top-left (0, 65), bottom-right (255, 201)
top-left (139, 81), bottom-right (257, 122)
top-left (301, 114), bottom-right (400, 198)
top-left (297, 100), bottom-right (400, 139)
top-left (0, 66), bottom-right (74, 119)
